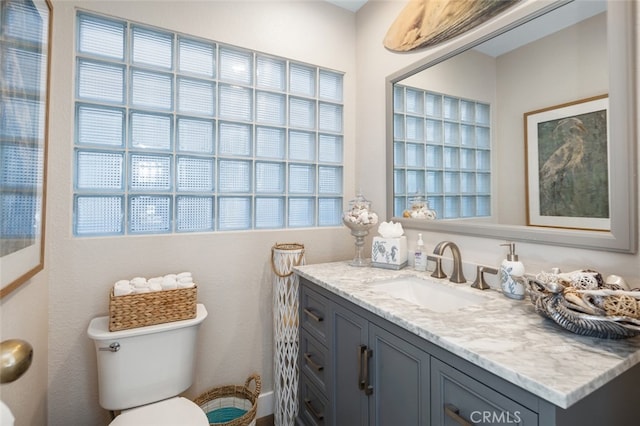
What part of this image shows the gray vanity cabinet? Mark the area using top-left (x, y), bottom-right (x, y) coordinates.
top-left (299, 279), bottom-right (430, 425)
top-left (297, 272), bottom-right (640, 426)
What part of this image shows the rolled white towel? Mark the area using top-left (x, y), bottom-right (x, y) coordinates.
top-left (178, 276), bottom-right (193, 284)
top-left (161, 276), bottom-right (177, 290)
top-left (113, 280), bottom-right (133, 296)
top-left (131, 277), bottom-right (148, 288)
top-left (177, 271), bottom-right (192, 279)
top-left (164, 273), bottom-right (177, 280)
top-left (113, 285), bottom-right (133, 297)
top-left (133, 287), bottom-right (150, 294)
top-left (148, 277), bottom-right (163, 285)
top-left (148, 282), bottom-right (163, 292)
top-left (177, 281), bottom-right (195, 289)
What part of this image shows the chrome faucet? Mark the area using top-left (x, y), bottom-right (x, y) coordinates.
top-left (430, 241), bottom-right (467, 283)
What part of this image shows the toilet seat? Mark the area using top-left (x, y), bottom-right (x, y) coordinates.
top-left (109, 397), bottom-right (209, 426)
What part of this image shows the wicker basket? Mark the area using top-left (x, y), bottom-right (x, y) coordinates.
top-left (194, 374), bottom-right (261, 426)
top-left (108, 286), bottom-right (197, 332)
top-left (527, 279), bottom-right (640, 339)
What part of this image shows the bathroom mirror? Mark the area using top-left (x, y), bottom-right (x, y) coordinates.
top-left (386, 0), bottom-right (637, 253)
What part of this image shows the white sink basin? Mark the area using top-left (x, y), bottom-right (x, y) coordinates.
top-left (370, 276), bottom-right (489, 313)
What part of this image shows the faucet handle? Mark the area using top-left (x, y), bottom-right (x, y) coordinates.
top-left (471, 265), bottom-right (498, 290)
top-left (427, 255), bottom-right (447, 279)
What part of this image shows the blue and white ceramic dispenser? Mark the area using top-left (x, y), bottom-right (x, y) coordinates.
top-left (500, 242), bottom-right (526, 299)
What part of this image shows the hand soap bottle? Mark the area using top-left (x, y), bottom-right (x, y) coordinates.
top-left (414, 233), bottom-right (427, 272)
top-left (500, 242), bottom-right (526, 299)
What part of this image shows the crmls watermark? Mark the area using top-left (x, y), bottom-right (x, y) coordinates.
top-left (470, 410), bottom-right (522, 424)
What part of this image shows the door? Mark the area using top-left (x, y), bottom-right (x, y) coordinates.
top-left (332, 302), bottom-right (369, 425)
top-left (369, 324), bottom-right (431, 426)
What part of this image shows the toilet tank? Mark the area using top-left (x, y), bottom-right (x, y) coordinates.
top-left (87, 304), bottom-right (208, 411)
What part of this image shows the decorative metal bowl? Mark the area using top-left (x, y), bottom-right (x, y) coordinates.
top-left (527, 279), bottom-right (640, 339)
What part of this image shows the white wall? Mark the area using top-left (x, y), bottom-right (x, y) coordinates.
top-left (356, 0), bottom-right (640, 287)
top-left (45, 1), bottom-right (356, 425)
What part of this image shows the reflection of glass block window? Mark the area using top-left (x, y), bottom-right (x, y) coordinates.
top-left (1, 0), bottom-right (49, 246)
top-left (73, 12), bottom-right (344, 236)
top-left (393, 85), bottom-right (491, 219)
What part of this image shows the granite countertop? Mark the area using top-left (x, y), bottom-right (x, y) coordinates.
top-left (294, 261), bottom-right (640, 409)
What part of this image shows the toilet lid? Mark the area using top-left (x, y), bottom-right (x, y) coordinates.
top-left (110, 397), bottom-right (209, 426)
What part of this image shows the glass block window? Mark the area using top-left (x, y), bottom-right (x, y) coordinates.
top-left (73, 12), bottom-right (344, 235)
top-left (393, 85), bottom-right (491, 219)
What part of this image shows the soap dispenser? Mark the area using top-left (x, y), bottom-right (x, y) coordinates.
top-left (500, 242), bottom-right (526, 300)
top-left (414, 233), bottom-right (427, 272)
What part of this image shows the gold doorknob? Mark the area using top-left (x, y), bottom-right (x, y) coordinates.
top-left (0, 339), bottom-right (33, 384)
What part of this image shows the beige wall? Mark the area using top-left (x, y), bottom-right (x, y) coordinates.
top-left (43, 1), bottom-right (356, 425)
top-left (495, 12), bottom-right (607, 225)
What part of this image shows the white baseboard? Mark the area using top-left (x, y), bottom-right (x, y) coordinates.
top-left (256, 391), bottom-right (274, 419)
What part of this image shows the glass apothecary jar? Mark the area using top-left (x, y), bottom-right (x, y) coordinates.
top-left (342, 192), bottom-right (378, 266)
top-left (403, 196), bottom-right (437, 220)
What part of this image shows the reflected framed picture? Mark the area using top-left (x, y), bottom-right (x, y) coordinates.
top-left (0, 0), bottom-right (52, 298)
top-left (524, 95), bottom-right (609, 231)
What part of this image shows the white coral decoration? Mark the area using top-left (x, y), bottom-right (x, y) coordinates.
top-left (378, 221), bottom-right (404, 238)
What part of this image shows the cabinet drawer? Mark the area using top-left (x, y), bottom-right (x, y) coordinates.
top-left (299, 375), bottom-right (330, 426)
top-left (300, 329), bottom-right (329, 394)
top-left (300, 283), bottom-right (329, 345)
top-left (431, 358), bottom-right (538, 426)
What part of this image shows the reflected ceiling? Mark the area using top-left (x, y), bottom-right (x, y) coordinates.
top-left (325, 0), bottom-right (369, 12)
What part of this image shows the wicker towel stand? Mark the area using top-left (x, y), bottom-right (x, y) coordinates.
top-left (271, 243), bottom-right (305, 426)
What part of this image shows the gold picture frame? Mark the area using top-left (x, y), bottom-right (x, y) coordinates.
top-left (0, 0), bottom-right (52, 298)
top-left (524, 95), bottom-right (609, 231)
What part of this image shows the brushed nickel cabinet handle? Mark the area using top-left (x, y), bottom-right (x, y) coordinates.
top-left (358, 345), bottom-right (374, 395)
top-left (358, 345), bottom-right (366, 390)
top-left (303, 307), bottom-right (324, 322)
top-left (363, 347), bottom-right (373, 395)
top-left (304, 398), bottom-right (324, 420)
top-left (444, 404), bottom-right (473, 426)
top-left (304, 352), bottom-right (324, 371)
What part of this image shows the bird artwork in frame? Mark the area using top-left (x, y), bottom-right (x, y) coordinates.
top-left (524, 95), bottom-right (610, 231)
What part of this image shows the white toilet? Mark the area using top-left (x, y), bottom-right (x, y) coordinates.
top-left (87, 304), bottom-right (209, 425)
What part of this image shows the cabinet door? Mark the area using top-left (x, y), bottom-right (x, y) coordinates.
top-left (431, 358), bottom-right (538, 426)
top-left (332, 302), bottom-right (369, 425)
top-left (369, 324), bottom-right (431, 426)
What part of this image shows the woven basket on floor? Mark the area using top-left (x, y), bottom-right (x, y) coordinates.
top-left (194, 374), bottom-right (261, 426)
top-left (108, 286), bottom-right (197, 332)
